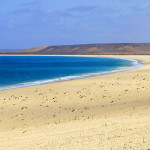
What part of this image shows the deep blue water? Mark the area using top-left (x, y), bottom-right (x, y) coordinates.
top-left (0, 56), bottom-right (133, 90)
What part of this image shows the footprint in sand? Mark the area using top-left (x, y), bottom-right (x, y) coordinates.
top-left (21, 107), bottom-right (28, 110)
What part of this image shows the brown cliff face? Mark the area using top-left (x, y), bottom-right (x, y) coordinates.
top-left (0, 43), bottom-right (150, 55)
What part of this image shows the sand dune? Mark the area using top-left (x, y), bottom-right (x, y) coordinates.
top-left (0, 55), bottom-right (150, 149)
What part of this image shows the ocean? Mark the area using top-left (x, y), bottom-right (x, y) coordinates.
top-left (0, 56), bottom-right (140, 90)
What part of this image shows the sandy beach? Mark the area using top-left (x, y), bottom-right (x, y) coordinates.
top-left (0, 55), bottom-right (150, 150)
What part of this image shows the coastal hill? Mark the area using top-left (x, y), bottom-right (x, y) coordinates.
top-left (1, 43), bottom-right (150, 55)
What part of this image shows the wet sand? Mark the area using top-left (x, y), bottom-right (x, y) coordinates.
top-left (0, 55), bottom-right (150, 149)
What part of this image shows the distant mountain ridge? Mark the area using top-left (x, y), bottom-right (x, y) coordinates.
top-left (0, 43), bottom-right (150, 55)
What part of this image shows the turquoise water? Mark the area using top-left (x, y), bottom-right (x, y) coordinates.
top-left (0, 56), bottom-right (137, 90)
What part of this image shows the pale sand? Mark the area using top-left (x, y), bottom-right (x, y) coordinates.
top-left (0, 55), bottom-right (150, 150)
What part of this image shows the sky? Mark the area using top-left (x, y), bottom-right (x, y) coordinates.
top-left (0, 0), bottom-right (150, 49)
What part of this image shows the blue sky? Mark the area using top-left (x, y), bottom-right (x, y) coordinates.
top-left (1, 0), bottom-right (150, 49)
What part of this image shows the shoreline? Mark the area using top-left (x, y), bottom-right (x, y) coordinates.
top-left (1, 55), bottom-right (150, 149)
top-left (0, 55), bottom-right (142, 91)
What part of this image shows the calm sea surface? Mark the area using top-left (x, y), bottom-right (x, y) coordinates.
top-left (0, 56), bottom-right (133, 90)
